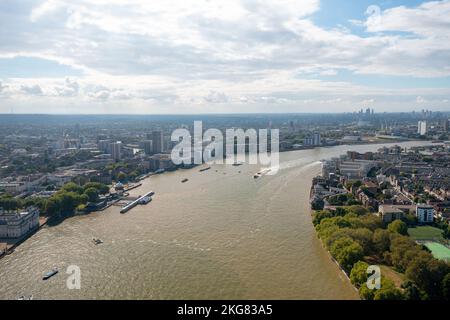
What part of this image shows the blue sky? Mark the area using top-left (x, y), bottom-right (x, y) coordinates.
top-left (0, 0), bottom-right (449, 114)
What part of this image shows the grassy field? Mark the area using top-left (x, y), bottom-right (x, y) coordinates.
top-left (423, 242), bottom-right (450, 262)
top-left (380, 265), bottom-right (405, 288)
top-left (407, 226), bottom-right (444, 241)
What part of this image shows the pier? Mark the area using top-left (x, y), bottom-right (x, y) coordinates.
top-left (120, 191), bottom-right (155, 214)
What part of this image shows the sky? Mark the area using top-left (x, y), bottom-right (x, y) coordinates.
top-left (0, 0), bottom-right (450, 114)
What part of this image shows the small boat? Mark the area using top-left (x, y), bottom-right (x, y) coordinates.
top-left (43, 267), bottom-right (58, 280)
top-left (17, 295), bottom-right (33, 300)
top-left (199, 167), bottom-right (211, 172)
top-left (254, 168), bottom-right (271, 179)
top-left (232, 162), bottom-right (243, 167)
top-left (93, 238), bottom-right (103, 245)
top-left (181, 178), bottom-right (189, 183)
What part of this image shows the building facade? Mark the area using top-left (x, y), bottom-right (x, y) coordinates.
top-left (151, 131), bottom-right (164, 154)
top-left (378, 205), bottom-right (405, 223)
top-left (110, 141), bottom-right (122, 161)
top-left (418, 121), bottom-right (427, 136)
top-left (416, 204), bottom-right (434, 224)
top-left (0, 207), bottom-right (40, 239)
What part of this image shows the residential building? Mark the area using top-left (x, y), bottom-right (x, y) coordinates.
top-left (313, 132), bottom-right (321, 146)
top-left (142, 140), bottom-right (153, 155)
top-left (416, 204), bottom-right (434, 224)
top-left (378, 205), bottom-right (405, 223)
top-left (98, 139), bottom-right (111, 154)
top-left (418, 121), bottom-right (427, 135)
top-left (152, 131), bottom-right (164, 154)
top-left (110, 141), bottom-right (122, 161)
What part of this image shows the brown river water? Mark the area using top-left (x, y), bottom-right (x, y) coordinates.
top-left (0, 141), bottom-right (430, 299)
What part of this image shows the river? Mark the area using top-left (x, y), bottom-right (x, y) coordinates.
top-left (0, 141), bottom-right (431, 299)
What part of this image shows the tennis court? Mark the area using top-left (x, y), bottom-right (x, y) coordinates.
top-left (424, 242), bottom-right (450, 261)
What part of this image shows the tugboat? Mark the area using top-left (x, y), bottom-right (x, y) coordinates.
top-left (42, 267), bottom-right (58, 280)
top-left (93, 238), bottom-right (104, 245)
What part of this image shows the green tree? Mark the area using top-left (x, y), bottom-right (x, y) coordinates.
top-left (311, 198), bottom-right (325, 211)
top-left (442, 273), bottom-right (450, 301)
top-left (117, 172), bottom-right (127, 183)
top-left (44, 197), bottom-right (61, 216)
top-left (346, 205), bottom-right (368, 216)
top-left (84, 187), bottom-right (99, 203)
top-left (346, 228), bottom-right (373, 255)
top-left (83, 182), bottom-right (109, 195)
top-left (372, 229), bottom-right (391, 255)
top-left (350, 261), bottom-right (370, 287)
top-left (312, 210), bottom-right (333, 226)
top-left (388, 220), bottom-right (408, 236)
top-left (61, 182), bottom-right (83, 194)
top-left (330, 237), bottom-right (364, 272)
top-left (0, 196), bottom-right (22, 210)
top-left (405, 253), bottom-right (449, 299)
top-left (401, 281), bottom-right (423, 300)
top-left (360, 278), bottom-right (404, 300)
top-left (373, 279), bottom-right (404, 300)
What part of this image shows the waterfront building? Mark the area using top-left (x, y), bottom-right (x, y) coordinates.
top-left (338, 159), bottom-right (376, 179)
top-left (303, 132), bottom-right (321, 146)
top-left (304, 136), bottom-right (313, 146)
top-left (313, 132), bottom-right (321, 146)
top-left (149, 153), bottom-right (176, 171)
top-left (0, 207), bottom-right (40, 239)
top-left (416, 204), bottom-right (434, 224)
top-left (341, 135), bottom-right (362, 142)
top-left (321, 158), bottom-right (339, 178)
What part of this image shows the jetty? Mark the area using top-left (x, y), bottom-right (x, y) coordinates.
top-left (120, 191), bottom-right (155, 214)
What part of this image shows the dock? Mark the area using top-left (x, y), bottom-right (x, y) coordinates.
top-left (120, 191), bottom-right (155, 214)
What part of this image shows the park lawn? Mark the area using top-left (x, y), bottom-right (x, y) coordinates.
top-left (379, 265), bottom-right (405, 288)
top-left (407, 226), bottom-right (444, 241)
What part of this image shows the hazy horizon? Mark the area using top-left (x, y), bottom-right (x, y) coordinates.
top-left (1, 110), bottom-right (450, 116)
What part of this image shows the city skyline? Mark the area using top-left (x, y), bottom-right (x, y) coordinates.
top-left (1, 0), bottom-right (450, 114)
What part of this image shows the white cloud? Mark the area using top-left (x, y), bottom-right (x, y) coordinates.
top-left (54, 78), bottom-right (80, 97)
top-left (0, 0), bottom-right (449, 113)
top-left (203, 91), bottom-right (229, 104)
top-left (20, 84), bottom-right (43, 95)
